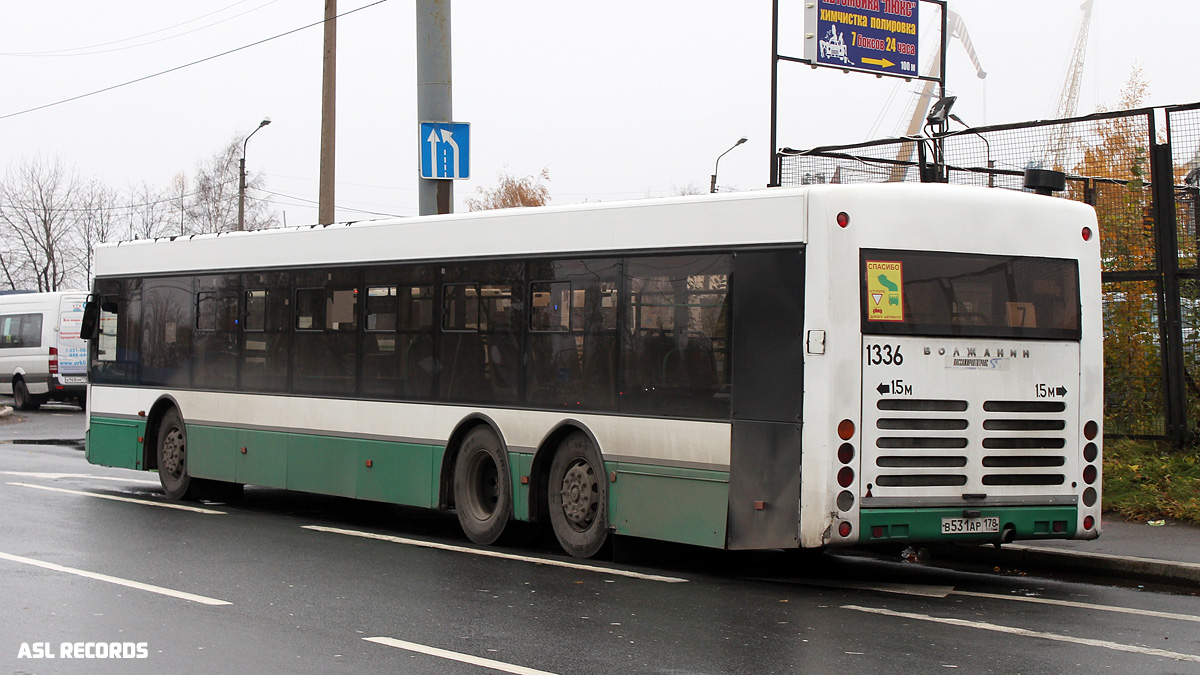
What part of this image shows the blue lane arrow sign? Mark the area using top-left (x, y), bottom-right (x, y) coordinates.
top-left (420, 121), bottom-right (470, 180)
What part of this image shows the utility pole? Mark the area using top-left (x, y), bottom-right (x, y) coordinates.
top-left (318, 0), bottom-right (337, 224)
top-left (417, 0), bottom-right (453, 215)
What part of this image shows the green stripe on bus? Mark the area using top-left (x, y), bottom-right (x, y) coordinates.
top-left (608, 462), bottom-right (730, 549)
top-left (87, 417), bottom-right (147, 470)
top-left (859, 506), bottom-right (1079, 542)
top-left (89, 415), bottom-right (733, 546)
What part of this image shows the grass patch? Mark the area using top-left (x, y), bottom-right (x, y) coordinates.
top-left (1102, 439), bottom-right (1200, 524)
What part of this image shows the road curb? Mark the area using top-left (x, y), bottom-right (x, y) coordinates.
top-left (936, 543), bottom-right (1200, 589)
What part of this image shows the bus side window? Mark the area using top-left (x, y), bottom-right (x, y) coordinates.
top-left (621, 254), bottom-right (731, 420)
top-left (89, 279), bottom-right (141, 385)
top-left (241, 271), bottom-right (291, 393)
top-left (292, 270), bottom-right (357, 396)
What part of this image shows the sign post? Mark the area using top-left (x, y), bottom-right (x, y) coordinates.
top-left (769, 0), bottom-right (946, 187)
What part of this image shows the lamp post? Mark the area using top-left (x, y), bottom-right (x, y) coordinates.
top-left (238, 117), bottom-right (272, 231)
top-left (710, 136), bottom-right (747, 194)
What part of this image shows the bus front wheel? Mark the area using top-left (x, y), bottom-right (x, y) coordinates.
top-left (157, 409), bottom-right (195, 501)
top-left (548, 432), bottom-right (608, 558)
top-left (453, 426), bottom-right (512, 545)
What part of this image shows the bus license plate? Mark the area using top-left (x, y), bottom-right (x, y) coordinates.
top-left (941, 517), bottom-right (1000, 534)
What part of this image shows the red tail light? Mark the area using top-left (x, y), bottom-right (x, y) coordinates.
top-left (48, 347), bottom-right (59, 375)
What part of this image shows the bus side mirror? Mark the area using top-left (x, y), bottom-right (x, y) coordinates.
top-left (80, 300), bottom-right (100, 340)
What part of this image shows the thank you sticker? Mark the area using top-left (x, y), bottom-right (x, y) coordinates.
top-left (866, 260), bottom-right (903, 322)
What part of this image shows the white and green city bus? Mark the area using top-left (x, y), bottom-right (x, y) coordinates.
top-left (83, 184), bottom-right (1103, 558)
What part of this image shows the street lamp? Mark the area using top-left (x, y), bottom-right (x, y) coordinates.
top-left (238, 117), bottom-right (272, 231)
top-left (710, 136), bottom-right (747, 194)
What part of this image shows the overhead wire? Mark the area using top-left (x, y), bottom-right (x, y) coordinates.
top-left (0, 0), bottom-right (389, 121)
top-left (1, 0), bottom-right (278, 57)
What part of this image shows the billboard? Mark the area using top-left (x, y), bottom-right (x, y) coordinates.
top-left (803, 0), bottom-right (920, 79)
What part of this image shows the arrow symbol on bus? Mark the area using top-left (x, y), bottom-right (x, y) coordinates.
top-left (1056, 386), bottom-right (1068, 396)
top-left (877, 382), bottom-right (890, 395)
top-left (862, 57), bottom-right (895, 69)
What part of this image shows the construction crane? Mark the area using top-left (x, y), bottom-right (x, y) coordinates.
top-left (888, 8), bottom-right (986, 182)
top-left (1044, 0), bottom-right (1095, 169)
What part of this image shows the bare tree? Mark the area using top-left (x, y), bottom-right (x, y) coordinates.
top-left (76, 179), bottom-right (122, 283)
top-left (0, 156), bottom-right (83, 291)
top-left (187, 137), bottom-right (276, 233)
top-left (170, 172), bottom-right (189, 235)
top-left (126, 181), bottom-right (177, 240)
top-left (466, 167), bottom-right (551, 211)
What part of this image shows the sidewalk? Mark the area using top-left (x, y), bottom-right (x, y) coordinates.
top-left (949, 514), bottom-right (1200, 589)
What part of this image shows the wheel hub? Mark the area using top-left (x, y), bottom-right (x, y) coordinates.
top-left (161, 429), bottom-right (185, 477)
top-left (559, 460), bottom-right (597, 530)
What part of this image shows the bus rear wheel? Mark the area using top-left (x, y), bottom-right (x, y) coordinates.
top-left (157, 409), bottom-right (195, 501)
top-left (13, 379), bottom-right (41, 411)
top-left (548, 432), bottom-right (608, 558)
top-left (453, 426), bottom-right (511, 545)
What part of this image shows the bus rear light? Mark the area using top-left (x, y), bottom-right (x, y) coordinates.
top-left (838, 521), bottom-right (853, 537)
top-left (1082, 487), bottom-right (1097, 507)
top-left (1083, 515), bottom-right (1095, 530)
top-left (837, 442), bottom-right (854, 464)
top-left (1083, 420), bottom-right (1098, 440)
top-left (1052, 520), bottom-right (1066, 533)
top-left (1083, 442), bottom-right (1098, 463)
top-left (1083, 465), bottom-right (1097, 485)
top-left (1082, 226), bottom-right (1093, 241)
top-left (871, 525), bottom-right (884, 538)
top-left (837, 419), bottom-right (855, 440)
top-left (836, 490), bottom-right (854, 511)
top-left (836, 212), bottom-right (850, 228)
top-left (48, 347), bottom-right (58, 375)
top-left (837, 466), bottom-right (854, 488)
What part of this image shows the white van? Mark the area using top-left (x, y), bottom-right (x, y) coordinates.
top-left (0, 290), bottom-right (90, 410)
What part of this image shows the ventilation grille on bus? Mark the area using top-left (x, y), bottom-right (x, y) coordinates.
top-left (872, 398), bottom-right (1068, 490)
top-left (979, 400), bottom-right (1066, 486)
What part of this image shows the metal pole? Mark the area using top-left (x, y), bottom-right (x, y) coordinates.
top-left (711, 137), bottom-right (748, 193)
top-left (1151, 138), bottom-right (1187, 446)
top-left (238, 156), bottom-right (246, 231)
top-left (417, 0), bottom-right (453, 215)
top-left (239, 118), bottom-right (271, 231)
top-left (768, 0), bottom-right (780, 187)
top-left (318, 0), bottom-right (337, 224)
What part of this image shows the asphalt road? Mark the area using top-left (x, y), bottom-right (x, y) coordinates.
top-left (1, 405), bottom-right (1198, 674)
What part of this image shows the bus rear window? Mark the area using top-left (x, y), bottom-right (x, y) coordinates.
top-left (860, 249), bottom-right (1081, 340)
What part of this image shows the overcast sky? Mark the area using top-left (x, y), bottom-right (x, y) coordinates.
top-left (3, 1), bottom-right (1195, 227)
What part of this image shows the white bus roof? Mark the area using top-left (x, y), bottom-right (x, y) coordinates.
top-left (92, 184), bottom-right (1094, 277)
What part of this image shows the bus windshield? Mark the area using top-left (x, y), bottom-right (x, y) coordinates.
top-left (860, 249), bottom-right (1081, 340)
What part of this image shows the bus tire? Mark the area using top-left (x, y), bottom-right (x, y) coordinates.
top-left (453, 426), bottom-right (511, 545)
top-left (548, 431), bottom-right (608, 558)
top-left (156, 408), bottom-right (195, 501)
top-left (13, 379), bottom-right (41, 411)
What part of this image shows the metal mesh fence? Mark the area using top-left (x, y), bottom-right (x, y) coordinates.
top-left (780, 107), bottom-right (1181, 440)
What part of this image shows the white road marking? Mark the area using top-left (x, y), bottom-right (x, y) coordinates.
top-left (1, 470), bottom-right (161, 486)
top-left (843, 605), bottom-right (1200, 663)
top-left (304, 525), bottom-right (688, 583)
top-left (8, 482), bottom-right (225, 515)
top-left (364, 637), bottom-right (557, 675)
top-left (0, 551), bottom-right (231, 606)
top-left (753, 578), bottom-right (954, 598)
top-left (952, 590), bottom-right (1200, 624)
